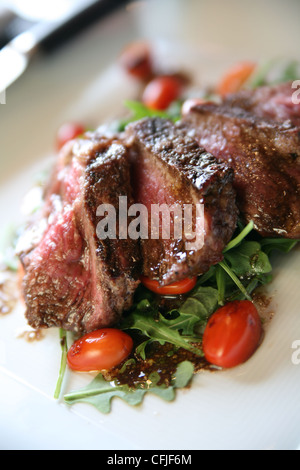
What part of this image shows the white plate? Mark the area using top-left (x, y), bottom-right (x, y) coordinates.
top-left (1, 0), bottom-right (300, 451)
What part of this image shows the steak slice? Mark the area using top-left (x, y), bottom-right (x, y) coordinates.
top-left (125, 117), bottom-right (238, 285)
top-left (18, 135), bottom-right (141, 334)
top-left (181, 96), bottom-right (300, 238)
top-left (224, 81), bottom-right (300, 126)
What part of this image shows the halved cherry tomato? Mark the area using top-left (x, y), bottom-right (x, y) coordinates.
top-left (142, 76), bottom-right (183, 111)
top-left (119, 41), bottom-right (153, 81)
top-left (67, 328), bottom-right (133, 372)
top-left (217, 61), bottom-right (257, 97)
top-left (141, 276), bottom-right (197, 295)
top-left (203, 300), bottom-right (262, 369)
top-left (56, 123), bottom-right (86, 151)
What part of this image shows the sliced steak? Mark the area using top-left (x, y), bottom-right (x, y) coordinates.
top-left (181, 95), bottom-right (300, 238)
top-left (125, 117), bottom-right (238, 286)
top-left (18, 135), bottom-right (141, 334)
top-left (225, 81), bottom-right (300, 126)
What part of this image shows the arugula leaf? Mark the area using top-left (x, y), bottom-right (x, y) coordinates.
top-left (215, 265), bottom-right (226, 305)
top-left (215, 222), bottom-right (298, 303)
top-left (116, 99), bottom-right (182, 131)
top-left (173, 361), bottom-right (195, 388)
top-left (64, 375), bottom-right (159, 414)
top-left (124, 100), bottom-right (171, 120)
top-left (121, 307), bottom-right (203, 356)
top-left (218, 260), bottom-right (253, 301)
top-left (260, 238), bottom-right (299, 256)
top-left (224, 241), bottom-right (272, 278)
top-left (176, 286), bottom-right (219, 332)
top-left (210, 221), bottom-right (276, 302)
top-left (125, 99), bottom-right (182, 122)
top-left (135, 340), bottom-right (150, 360)
top-left (64, 361), bottom-right (194, 414)
top-left (54, 329), bottom-right (68, 400)
top-left (223, 221), bottom-right (254, 253)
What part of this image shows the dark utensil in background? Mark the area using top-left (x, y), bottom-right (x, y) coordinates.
top-left (0, 0), bottom-right (130, 50)
top-left (0, 0), bottom-right (130, 95)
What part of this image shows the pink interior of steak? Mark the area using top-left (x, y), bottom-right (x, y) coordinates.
top-left (131, 144), bottom-right (199, 283)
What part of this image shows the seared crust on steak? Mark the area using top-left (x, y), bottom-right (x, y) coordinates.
top-left (125, 117), bottom-right (238, 285)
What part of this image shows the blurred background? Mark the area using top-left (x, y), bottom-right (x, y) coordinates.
top-left (0, 0), bottom-right (300, 183)
top-left (137, 0), bottom-right (300, 60)
top-left (0, 0), bottom-right (300, 57)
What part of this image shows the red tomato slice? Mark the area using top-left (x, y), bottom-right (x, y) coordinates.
top-left (142, 76), bottom-right (183, 111)
top-left (67, 328), bottom-right (133, 372)
top-left (141, 276), bottom-right (197, 295)
top-left (203, 300), bottom-right (262, 369)
top-left (56, 123), bottom-right (86, 151)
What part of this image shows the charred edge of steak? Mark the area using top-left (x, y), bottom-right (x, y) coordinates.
top-left (125, 117), bottom-right (238, 285)
top-left (84, 141), bottom-right (142, 281)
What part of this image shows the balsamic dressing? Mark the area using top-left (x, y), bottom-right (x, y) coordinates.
top-left (103, 341), bottom-right (213, 389)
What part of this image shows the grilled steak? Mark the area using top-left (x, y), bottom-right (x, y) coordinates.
top-left (125, 117), bottom-right (238, 285)
top-left (181, 87), bottom-right (300, 238)
top-left (224, 81), bottom-right (300, 126)
top-left (18, 135), bottom-right (141, 334)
